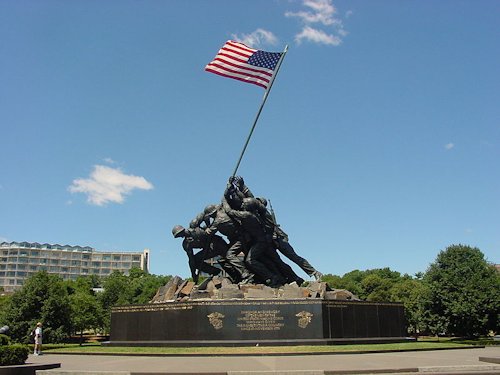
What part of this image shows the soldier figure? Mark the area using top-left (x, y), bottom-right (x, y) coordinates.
top-left (172, 225), bottom-right (233, 283)
top-left (248, 197), bottom-right (323, 281)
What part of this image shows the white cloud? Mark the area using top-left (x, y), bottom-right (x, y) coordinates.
top-left (103, 157), bottom-right (116, 164)
top-left (286, 0), bottom-right (348, 46)
top-left (232, 29), bottom-right (279, 48)
top-left (286, 0), bottom-right (338, 25)
top-left (69, 165), bottom-right (153, 206)
top-left (295, 26), bottom-right (342, 46)
top-left (445, 143), bottom-right (455, 150)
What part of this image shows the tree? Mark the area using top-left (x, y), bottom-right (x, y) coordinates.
top-left (98, 271), bottom-right (133, 333)
top-left (361, 273), bottom-right (394, 301)
top-left (128, 269), bottom-right (171, 305)
top-left (391, 278), bottom-right (428, 335)
top-left (4, 271), bottom-right (71, 343)
top-left (0, 294), bottom-right (11, 325)
top-left (423, 244), bottom-right (500, 337)
top-left (63, 276), bottom-right (105, 341)
top-left (70, 291), bottom-right (102, 344)
top-left (321, 274), bottom-right (342, 288)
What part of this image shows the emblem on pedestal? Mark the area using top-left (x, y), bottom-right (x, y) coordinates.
top-left (207, 312), bottom-right (225, 330)
top-left (295, 311), bottom-right (313, 328)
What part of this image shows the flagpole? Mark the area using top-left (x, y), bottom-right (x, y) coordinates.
top-left (231, 45), bottom-right (289, 177)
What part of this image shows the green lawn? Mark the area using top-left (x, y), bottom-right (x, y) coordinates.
top-left (42, 341), bottom-right (479, 355)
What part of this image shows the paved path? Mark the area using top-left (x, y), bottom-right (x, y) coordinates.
top-left (27, 347), bottom-right (500, 374)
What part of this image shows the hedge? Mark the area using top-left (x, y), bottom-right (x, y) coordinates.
top-left (0, 334), bottom-right (10, 346)
top-left (0, 344), bottom-right (29, 366)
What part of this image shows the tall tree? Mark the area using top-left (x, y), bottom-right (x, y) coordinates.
top-left (391, 278), bottom-right (428, 335)
top-left (423, 244), bottom-right (500, 337)
top-left (70, 291), bottom-right (102, 344)
top-left (4, 271), bottom-right (71, 343)
top-left (98, 271), bottom-right (133, 333)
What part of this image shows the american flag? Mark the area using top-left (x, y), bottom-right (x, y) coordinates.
top-left (205, 40), bottom-right (283, 90)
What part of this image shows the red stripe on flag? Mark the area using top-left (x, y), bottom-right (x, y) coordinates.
top-left (204, 68), bottom-right (267, 89)
top-left (205, 62), bottom-right (271, 85)
top-left (225, 40), bottom-right (256, 54)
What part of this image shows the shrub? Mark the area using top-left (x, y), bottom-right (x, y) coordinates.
top-left (0, 344), bottom-right (29, 365)
top-left (0, 334), bottom-right (10, 346)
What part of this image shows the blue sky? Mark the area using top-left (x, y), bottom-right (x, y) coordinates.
top-left (1, 0), bottom-right (499, 279)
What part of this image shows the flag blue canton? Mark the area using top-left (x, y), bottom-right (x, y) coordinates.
top-left (247, 51), bottom-right (282, 71)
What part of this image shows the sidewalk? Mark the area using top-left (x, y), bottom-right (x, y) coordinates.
top-left (30, 346), bottom-right (500, 374)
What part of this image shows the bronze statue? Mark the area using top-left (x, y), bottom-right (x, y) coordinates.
top-left (172, 176), bottom-right (322, 287)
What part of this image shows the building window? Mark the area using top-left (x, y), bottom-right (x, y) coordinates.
top-left (31, 251), bottom-right (39, 257)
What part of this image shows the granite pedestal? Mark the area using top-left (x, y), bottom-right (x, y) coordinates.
top-left (107, 299), bottom-right (410, 346)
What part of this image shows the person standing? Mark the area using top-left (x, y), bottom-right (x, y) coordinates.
top-left (34, 322), bottom-right (42, 355)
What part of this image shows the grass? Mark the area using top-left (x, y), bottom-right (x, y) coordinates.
top-left (42, 340), bottom-right (479, 355)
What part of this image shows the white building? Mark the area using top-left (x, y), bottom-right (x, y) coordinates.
top-left (0, 241), bottom-right (150, 292)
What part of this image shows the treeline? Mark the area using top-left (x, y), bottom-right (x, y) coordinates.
top-left (0, 268), bottom-right (170, 343)
top-left (0, 244), bottom-right (498, 343)
top-left (323, 244), bottom-right (499, 337)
